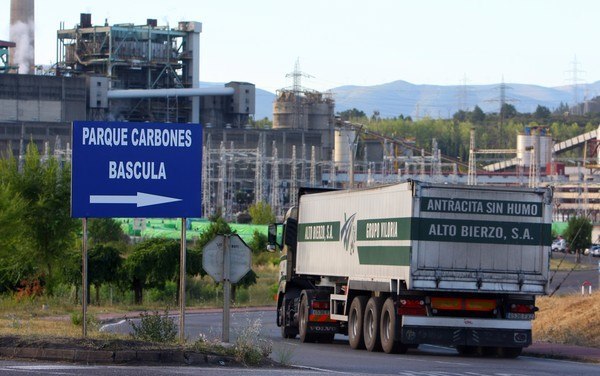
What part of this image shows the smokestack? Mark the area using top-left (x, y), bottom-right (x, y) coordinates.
top-left (9, 0), bottom-right (35, 74)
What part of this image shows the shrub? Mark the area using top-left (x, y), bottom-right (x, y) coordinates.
top-left (129, 310), bottom-right (177, 343)
top-left (233, 318), bottom-right (272, 365)
top-left (71, 311), bottom-right (98, 329)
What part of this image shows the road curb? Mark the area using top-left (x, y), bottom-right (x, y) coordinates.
top-left (0, 346), bottom-right (234, 366)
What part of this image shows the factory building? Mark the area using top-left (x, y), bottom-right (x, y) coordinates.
top-left (0, 74), bottom-right (85, 157)
top-left (0, 8), bottom-right (256, 159)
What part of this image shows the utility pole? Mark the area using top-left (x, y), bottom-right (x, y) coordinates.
top-left (566, 56), bottom-right (585, 115)
top-left (468, 128), bottom-right (477, 186)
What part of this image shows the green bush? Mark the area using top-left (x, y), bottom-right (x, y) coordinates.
top-left (233, 318), bottom-right (272, 365)
top-left (70, 311), bottom-right (98, 329)
top-left (147, 281), bottom-right (177, 305)
top-left (129, 310), bottom-right (177, 343)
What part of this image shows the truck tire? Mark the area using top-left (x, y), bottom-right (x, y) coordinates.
top-left (299, 294), bottom-right (316, 343)
top-left (279, 302), bottom-right (297, 339)
top-left (380, 297), bottom-right (407, 354)
top-left (456, 345), bottom-right (477, 356)
top-left (498, 346), bottom-right (522, 358)
top-left (317, 333), bottom-right (335, 344)
top-left (348, 296), bottom-right (368, 349)
top-left (364, 296), bottom-right (383, 352)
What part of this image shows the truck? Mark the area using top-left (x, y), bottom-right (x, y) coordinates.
top-left (268, 181), bottom-right (552, 358)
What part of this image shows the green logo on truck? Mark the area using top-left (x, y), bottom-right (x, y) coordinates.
top-left (421, 197), bottom-right (542, 217)
top-left (357, 218), bottom-right (411, 241)
top-left (298, 221), bottom-right (340, 242)
top-left (416, 218), bottom-right (551, 245)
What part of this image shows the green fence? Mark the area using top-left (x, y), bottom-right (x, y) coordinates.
top-left (118, 218), bottom-right (268, 244)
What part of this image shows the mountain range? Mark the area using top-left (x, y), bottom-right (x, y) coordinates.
top-left (251, 80), bottom-right (600, 120)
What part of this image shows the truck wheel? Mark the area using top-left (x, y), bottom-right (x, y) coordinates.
top-left (498, 346), bottom-right (522, 358)
top-left (380, 297), bottom-right (407, 354)
top-left (364, 296), bottom-right (383, 352)
top-left (476, 346), bottom-right (496, 357)
top-left (348, 296), bottom-right (368, 349)
top-left (456, 345), bottom-right (477, 356)
top-left (279, 303), bottom-right (297, 339)
top-left (317, 333), bottom-right (335, 343)
top-left (299, 294), bottom-right (316, 343)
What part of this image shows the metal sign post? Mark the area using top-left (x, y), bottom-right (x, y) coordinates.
top-left (82, 217), bottom-right (88, 338)
top-left (222, 235), bottom-right (231, 343)
top-left (71, 121), bottom-right (203, 340)
top-left (202, 234), bottom-right (251, 343)
top-left (179, 218), bottom-right (187, 343)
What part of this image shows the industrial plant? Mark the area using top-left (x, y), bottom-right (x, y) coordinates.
top-left (1, 0), bottom-right (600, 225)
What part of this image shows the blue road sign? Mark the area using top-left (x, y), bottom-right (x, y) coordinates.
top-left (71, 121), bottom-right (202, 218)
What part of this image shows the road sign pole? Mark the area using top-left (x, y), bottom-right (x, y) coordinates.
top-left (179, 217), bottom-right (187, 343)
top-left (82, 217), bottom-right (88, 338)
top-left (223, 235), bottom-right (231, 343)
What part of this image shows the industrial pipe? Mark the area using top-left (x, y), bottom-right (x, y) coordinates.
top-left (107, 87), bottom-right (234, 99)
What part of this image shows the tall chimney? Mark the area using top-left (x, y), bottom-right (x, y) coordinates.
top-left (9, 0), bottom-right (35, 74)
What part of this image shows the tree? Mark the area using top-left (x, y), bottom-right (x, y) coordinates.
top-left (124, 238), bottom-right (179, 304)
top-left (249, 116), bottom-right (272, 129)
top-left (500, 103), bottom-right (518, 119)
top-left (534, 105), bottom-right (551, 120)
top-left (453, 110), bottom-right (467, 122)
top-left (338, 108), bottom-right (366, 120)
top-left (123, 238), bottom-right (202, 304)
top-left (0, 183), bottom-right (30, 292)
top-left (88, 244), bottom-right (122, 304)
top-left (249, 201), bottom-right (276, 224)
top-left (0, 145), bottom-right (79, 293)
top-left (553, 102), bottom-right (570, 115)
top-left (469, 105), bottom-right (486, 123)
top-left (88, 218), bottom-right (126, 246)
top-left (563, 216), bottom-right (592, 258)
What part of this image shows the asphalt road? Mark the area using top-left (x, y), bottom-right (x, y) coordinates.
top-left (98, 309), bottom-right (598, 376)
top-left (549, 252), bottom-right (600, 295)
top-left (2, 259), bottom-right (597, 375)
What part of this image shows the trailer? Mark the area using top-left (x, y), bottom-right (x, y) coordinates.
top-left (268, 181), bottom-right (552, 357)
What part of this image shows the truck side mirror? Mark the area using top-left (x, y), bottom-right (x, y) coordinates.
top-left (284, 218), bottom-right (298, 247)
top-left (267, 223), bottom-right (280, 252)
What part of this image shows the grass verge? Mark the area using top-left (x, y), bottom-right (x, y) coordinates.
top-left (534, 292), bottom-right (600, 348)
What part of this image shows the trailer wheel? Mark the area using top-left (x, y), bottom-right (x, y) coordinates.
top-left (380, 297), bottom-right (407, 354)
top-left (456, 345), bottom-right (477, 356)
top-left (348, 296), bottom-right (368, 349)
top-left (364, 296), bottom-right (383, 352)
top-left (498, 346), bottom-right (522, 358)
top-left (299, 294), bottom-right (316, 343)
top-left (317, 333), bottom-right (335, 343)
top-left (279, 302), bottom-right (297, 339)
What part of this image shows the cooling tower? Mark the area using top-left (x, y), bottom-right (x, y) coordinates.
top-left (9, 0), bottom-right (35, 74)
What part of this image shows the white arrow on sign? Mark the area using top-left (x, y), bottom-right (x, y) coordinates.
top-left (89, 192), bottom-right (182, 207)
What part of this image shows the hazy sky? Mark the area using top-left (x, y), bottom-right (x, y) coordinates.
top-left (1, 0), bottom-right (597, 92)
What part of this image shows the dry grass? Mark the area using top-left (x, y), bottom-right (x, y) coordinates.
top-left (1, 315), bottom-right (81, 337)
top-left (534, 292), bottom-right (600, 348)
top-left (549, 257), bottom-right (594, 271)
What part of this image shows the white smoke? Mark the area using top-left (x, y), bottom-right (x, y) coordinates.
top-left (10, 20), bottom-right (34, 74)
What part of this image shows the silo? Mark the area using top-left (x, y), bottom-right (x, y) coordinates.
top-left (307, 101), bottom-right (332, 130)
top-left (517, 129), bottom-right (553, 167)
top-left (273, 100), bottom-right (296, 129)
top-left (9, 0), bottom-right (35, 74)
top-left (334, 128), bottom-right (356, 167)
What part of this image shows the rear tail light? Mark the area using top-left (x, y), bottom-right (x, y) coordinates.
top-left (398, 298), bottom-right (426, 316)
top-left (312, 301), bottom-right (329, 310)
top-left (431, 297), bottom-right (497, 312)
top-left (431, 297), bottom-right (461, 310)
top-left (509, 303), bottom-right (537, 314)
top-left (465, 299), bottom-right (496, 312)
